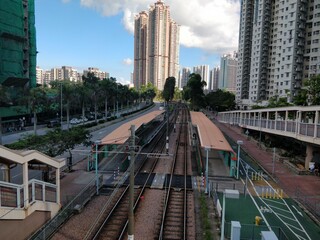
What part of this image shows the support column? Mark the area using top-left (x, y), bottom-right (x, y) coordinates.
top-left (266, 112), bottom-right (269, 129)
top-left (305, 144), bottom-right (314, 170)
top-left (23, 162), bottom-right (29, 208)
top-left (297, 111), bottom-right (302, 135)
top-left (56, 168), bottom-right (60, 205)
top-left (314, 111), bottom-right (319, 138)
top-left (285, 111), bottom-right (288, 132)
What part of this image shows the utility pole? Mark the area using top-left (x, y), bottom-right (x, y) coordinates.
top-left (60, 82), bottom-right (63, 127)
top-left (128, 125), bottom-right (135, 240)
top-left (166, 102), bottom-right (169, 154)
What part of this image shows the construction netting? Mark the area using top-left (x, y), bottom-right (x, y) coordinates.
top-left (0, 0), bottom-right (36, 86)
top-left (0, 0), bottom-right (36, 117)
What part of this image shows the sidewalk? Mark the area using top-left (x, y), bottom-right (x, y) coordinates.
top-left (213, 119), bottom-right (320, 222)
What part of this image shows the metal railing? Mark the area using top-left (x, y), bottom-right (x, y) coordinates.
top-left (0, 179), bottom-right (57, 209)
top-left (29, 175), bottom-right (101, 240)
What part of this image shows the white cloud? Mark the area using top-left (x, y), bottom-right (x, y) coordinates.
top-left (117, 77), bottom-right (130, 85)
top-left (123, 58), bottom-right (133, 65)
top-left (80, 0), bottom-right (240, 54)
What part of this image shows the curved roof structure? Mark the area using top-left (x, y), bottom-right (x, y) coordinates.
top-left (190, 111), bottom-right (234, 153)
top-left (101, 110), bottom-right (164, 145)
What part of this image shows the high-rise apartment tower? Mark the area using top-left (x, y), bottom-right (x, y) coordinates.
top-left (209, 67), bottom-right (220, 92)
top-left (0, 0), bottom-right (37, 117)
top-left (134, 0), bottom-right (180, 90)
top-left (193, 65), bottom-right (210, 89)
top-left (236, 0), bottom-right (320, 109)
top-left (219, 54), bottom-right (237, 93)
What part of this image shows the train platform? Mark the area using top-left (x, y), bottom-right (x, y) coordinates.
top-left (211, 116), bottom-right (320, 223)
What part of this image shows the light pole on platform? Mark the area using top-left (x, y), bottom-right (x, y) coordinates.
top-left (236, 140), bottom-right (243, 179)
top-left (205, 146), bottom-right (210, 194)
top-left (95, 140), bottom-right (101, 195)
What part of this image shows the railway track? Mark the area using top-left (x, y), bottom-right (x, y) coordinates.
top-left (72, 103), bottom-right (196, 240)
top-left (158, 107), bottom-right (195, 240)
top-left (88, 114), bottom-right (169, 239)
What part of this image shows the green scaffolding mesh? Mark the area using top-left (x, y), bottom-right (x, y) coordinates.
top-left (0, 0), bottom-right (37, 117)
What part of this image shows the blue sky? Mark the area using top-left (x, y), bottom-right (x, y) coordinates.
top-left (35, 0), bottom-right (240, 84)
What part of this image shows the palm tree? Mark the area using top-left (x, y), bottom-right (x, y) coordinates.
top-left (100, 77), bottom-right (116, 120)
top-left (18, 86), bottom-right (48, 135)
top-left (83, 73), bottom-right (102, 123)
top-left (74, 82), bottom-right (90, 119)
top-left (61, 80), bottom-right (77, 129)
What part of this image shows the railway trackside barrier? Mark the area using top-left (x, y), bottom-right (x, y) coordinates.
top-left (28, 175), bottom-right (102, 240)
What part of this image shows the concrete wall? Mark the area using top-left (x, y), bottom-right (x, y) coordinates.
top-left (0, 211), bottom-right (50, 240)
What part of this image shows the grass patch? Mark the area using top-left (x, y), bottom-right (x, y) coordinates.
top-left (199, 193), bottom-right (213, 240)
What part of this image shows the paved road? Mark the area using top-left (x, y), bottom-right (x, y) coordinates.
top-left (3, 103), bottom-right (160, 184)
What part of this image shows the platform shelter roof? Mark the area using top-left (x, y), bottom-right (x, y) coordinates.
top-left (101, 110), bottom-right (164, 145)
top-left (0, 145), bottom-right (65, 169)
top-left (190, 111), bottom-right (234, 153)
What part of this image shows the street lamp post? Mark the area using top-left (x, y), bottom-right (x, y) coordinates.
top-left (205, 146), bottom-right (210, 194)
top-left (236, 140), bottom-right (243, 179)
top-left (95, 140), bottom-right (101, 195)
top-left (221, 189), bottom-right (240, 240)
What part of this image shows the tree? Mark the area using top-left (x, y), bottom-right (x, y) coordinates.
top-left (293, 89), bottom-right (308, 106)
top-left (140, 82), bottom-right (156, 103)
top-left (173, 87), bottom-right (182, 101)
top-left (73, 82), bottom-right (90, 119)
top-left (183, 73), bottom-right (206, 110)
top-left (162, 77), bottom-right (176, 102)
top-left (6, 127), bottom-right (91, 161)
top-left (267, 96), bottom-right (292, 108)
top-left (303, 75), bottom-right (320, 105)
top-left (83, 73), bottom-right (101, 123)
top-left (205, 89), bottom-right (235, 111)
top-left (99, 77), bottom-right (115, 120)
top-left (17, 86), bottom-right (48, 135)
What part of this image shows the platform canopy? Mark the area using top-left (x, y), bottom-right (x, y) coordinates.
top-left (190, 111), bottom-right (235, 153)
top-left (101, 110), bottom-right (164, 145)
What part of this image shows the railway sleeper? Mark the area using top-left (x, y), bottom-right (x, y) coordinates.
top-left (166, 216), bottom-right (184, 221)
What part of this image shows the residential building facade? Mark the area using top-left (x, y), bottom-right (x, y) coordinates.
top-left (209, 67), bottom-right (220, 92)
top-left (179, 67), bottom-right (191, 89)
top-left (36, 66), bottom-right (43, 85)
top-left (236, 0), bottom-right (320, 109)
top-left (83, 67), bottom-right (109, 80)
top-left (193, 65), bottom-right (210, 89)
top-left (133, 0), bottom-right (180, 90)
top-left (219, 54), bottom-right (237, 93)
top-left (0, 0), bottom-right (37, 117)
